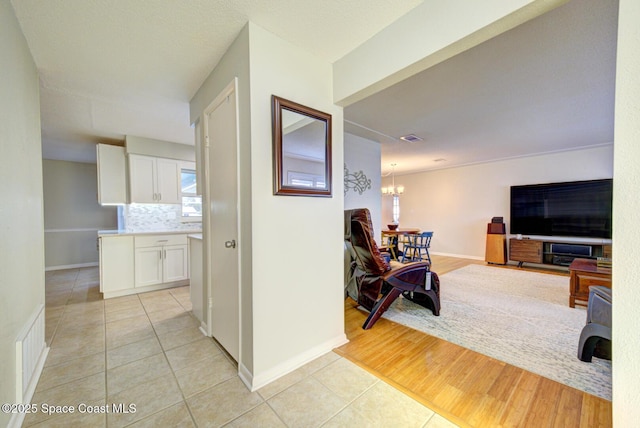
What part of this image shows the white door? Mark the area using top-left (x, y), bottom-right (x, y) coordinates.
top-left (205, 82), bottom-right (239, 361)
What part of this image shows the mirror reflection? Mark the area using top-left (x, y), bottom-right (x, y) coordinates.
top-left (281, 109), bottom-right (327, 189)
top-left (272, 95), bottom-right (332, 197)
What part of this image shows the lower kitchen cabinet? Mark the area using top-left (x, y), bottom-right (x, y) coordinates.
top-left (99, 235), bottom-right (135, 294)
top-left (134, 246), bottom-right (164, 287)
top-left (99, 233), bottom-right (190, 299)
top-left (134, 234), bottom-right (188, 287)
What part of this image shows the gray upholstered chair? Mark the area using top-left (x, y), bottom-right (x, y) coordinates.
top-left (577, 285), bottom-right (612, 362)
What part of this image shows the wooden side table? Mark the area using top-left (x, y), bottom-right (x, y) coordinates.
top-left (568, 258), bottom-right (612, 308)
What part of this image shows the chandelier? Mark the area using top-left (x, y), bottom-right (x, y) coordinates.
top-left (381, 163), bottom-right (403, 225)
top-left (381, 163), bottom-right (404, 196)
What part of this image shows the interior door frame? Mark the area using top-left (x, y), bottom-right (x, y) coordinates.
top-left (201, 77), bottom-right (242, 362)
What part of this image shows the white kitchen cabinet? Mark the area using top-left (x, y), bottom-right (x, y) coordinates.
top-left (99, 235), bottom-right (135, 294)
top-left (134, 234), bottom-right (188, 287)
top-left (99, 232), bottom-right (191, 299)
top-left (129, 154), bottom-right (181, 204)
top-left (164, 245), bottom-right (189, 282)
top-left (96, 144), bottom-right (127, 205)
top-left (134, 246), bottom-right (163, 287)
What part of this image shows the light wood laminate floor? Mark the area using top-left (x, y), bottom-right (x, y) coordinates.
top-left (335, 255), bottom-right (612, 428)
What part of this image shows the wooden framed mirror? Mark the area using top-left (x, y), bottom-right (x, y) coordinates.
top-left (272, 95), bottom-right (332, 197)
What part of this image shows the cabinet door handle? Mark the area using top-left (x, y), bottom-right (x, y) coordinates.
top-left (158, 193), bottom-right (162, 201)
top-left (163, 249), bottom-right (166, 259)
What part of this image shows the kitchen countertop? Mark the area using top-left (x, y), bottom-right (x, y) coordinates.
top-left (98, 229), bottom-right (202, 237)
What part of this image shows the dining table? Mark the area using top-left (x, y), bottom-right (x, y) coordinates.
top-left (380, 228), bottom-right (420, 261)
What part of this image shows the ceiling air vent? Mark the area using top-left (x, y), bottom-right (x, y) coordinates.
top-left (399, 134), bottom-right (423, 143)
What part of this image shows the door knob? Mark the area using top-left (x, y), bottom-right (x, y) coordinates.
top-left (225, 240), bottom-right (236, 249)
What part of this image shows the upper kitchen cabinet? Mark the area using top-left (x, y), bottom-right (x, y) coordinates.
top-left (97, 144), bottom-right (127, 205)
top-left (129, 154), bottom-right (181, 204)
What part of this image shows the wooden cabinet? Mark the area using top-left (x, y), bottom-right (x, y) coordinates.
top-left (134, 234), bottom-right (188, 287)
top-left (509, 239), bottom-right (543, 266)
top-left (99, 235), bottom-right (135, 294)
top-left (96, 144), bottom-right (127, 205)
top-left (509, 238), bottom-right (611, 268)
top-left (129, 154), bottom-right (181, 204)
top-left (569, 258), bottom-right (612, 307)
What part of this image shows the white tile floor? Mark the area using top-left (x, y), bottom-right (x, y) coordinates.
top-left (24, 267), bottom-right (458, 427)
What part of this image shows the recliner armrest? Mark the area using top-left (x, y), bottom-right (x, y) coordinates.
top-left (382, 261), bottom-right (430, 293)
top-left (589, 285), bottom-right (612, 303)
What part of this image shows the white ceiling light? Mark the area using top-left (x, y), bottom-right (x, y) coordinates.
top-left (381, 163), bottom-right (404, 196)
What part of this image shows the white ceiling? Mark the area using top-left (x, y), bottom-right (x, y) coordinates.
top-left (345, 0), bottom-right (618, 175)
top-left (10, 0), bottom-right (422, 163)
top-left (11, 0), bottom-right (617, 173)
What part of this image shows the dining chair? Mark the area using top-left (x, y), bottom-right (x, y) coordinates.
top-left (401, 231), bottom-right (433, 263)
top-left (380, 232), bottom-right (399, 261)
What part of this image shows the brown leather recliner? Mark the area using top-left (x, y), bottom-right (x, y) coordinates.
top-left (344, 208), bottom-right (440, 329)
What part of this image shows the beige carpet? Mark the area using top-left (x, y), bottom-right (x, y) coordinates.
top-left (383, 264), bottom-right (612, 400)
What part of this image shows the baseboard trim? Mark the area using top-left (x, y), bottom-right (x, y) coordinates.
top-left (430, 251), bottom-right (484, 261)
top-left (45, 262), bottom-right (98, 271)
top-left (238, 363), bottom-right (253, 391)
top-left (102, 279), bottom-right (189, 299)
top-left (245, 333), bottom-right (348, 392)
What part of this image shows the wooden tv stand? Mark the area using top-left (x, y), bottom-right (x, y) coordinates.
top-left (508, 238), bottom-right (611, 268)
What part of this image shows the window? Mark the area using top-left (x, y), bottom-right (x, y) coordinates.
top-left (287, 171), bottom-right (325, 188)
top-left (181, 168), bottom-right (202, 220)
top-left (392, 195), bottom-right (400, 224)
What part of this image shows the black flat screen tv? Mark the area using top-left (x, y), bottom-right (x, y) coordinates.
top-left (510, 179), bottom-right (612, 239)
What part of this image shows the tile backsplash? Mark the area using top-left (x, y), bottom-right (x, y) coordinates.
top-left (120, 204), bottom-right (202, 232)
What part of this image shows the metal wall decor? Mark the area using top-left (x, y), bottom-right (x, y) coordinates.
top-left (343, 163), bottom-right (371, 195)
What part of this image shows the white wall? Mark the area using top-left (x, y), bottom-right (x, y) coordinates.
top-left (0, 1), bottom-right (44, 425)
top-left (42, 159), bottom-right (118, 269)
top-left (189, 22), bottom-right (347, 388)
top-left (344, 132), bottom-right (382, 241)
top-left (333, 0), bottom-right (566, 105)
top-left (613, 0), bottom-right (640, 423)
top-left (248, 21), bottom-right (347, 385)
top-left (382, 146), bottom-right (613, 259)
top-left (125, 135), bottom-right (195, 161)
